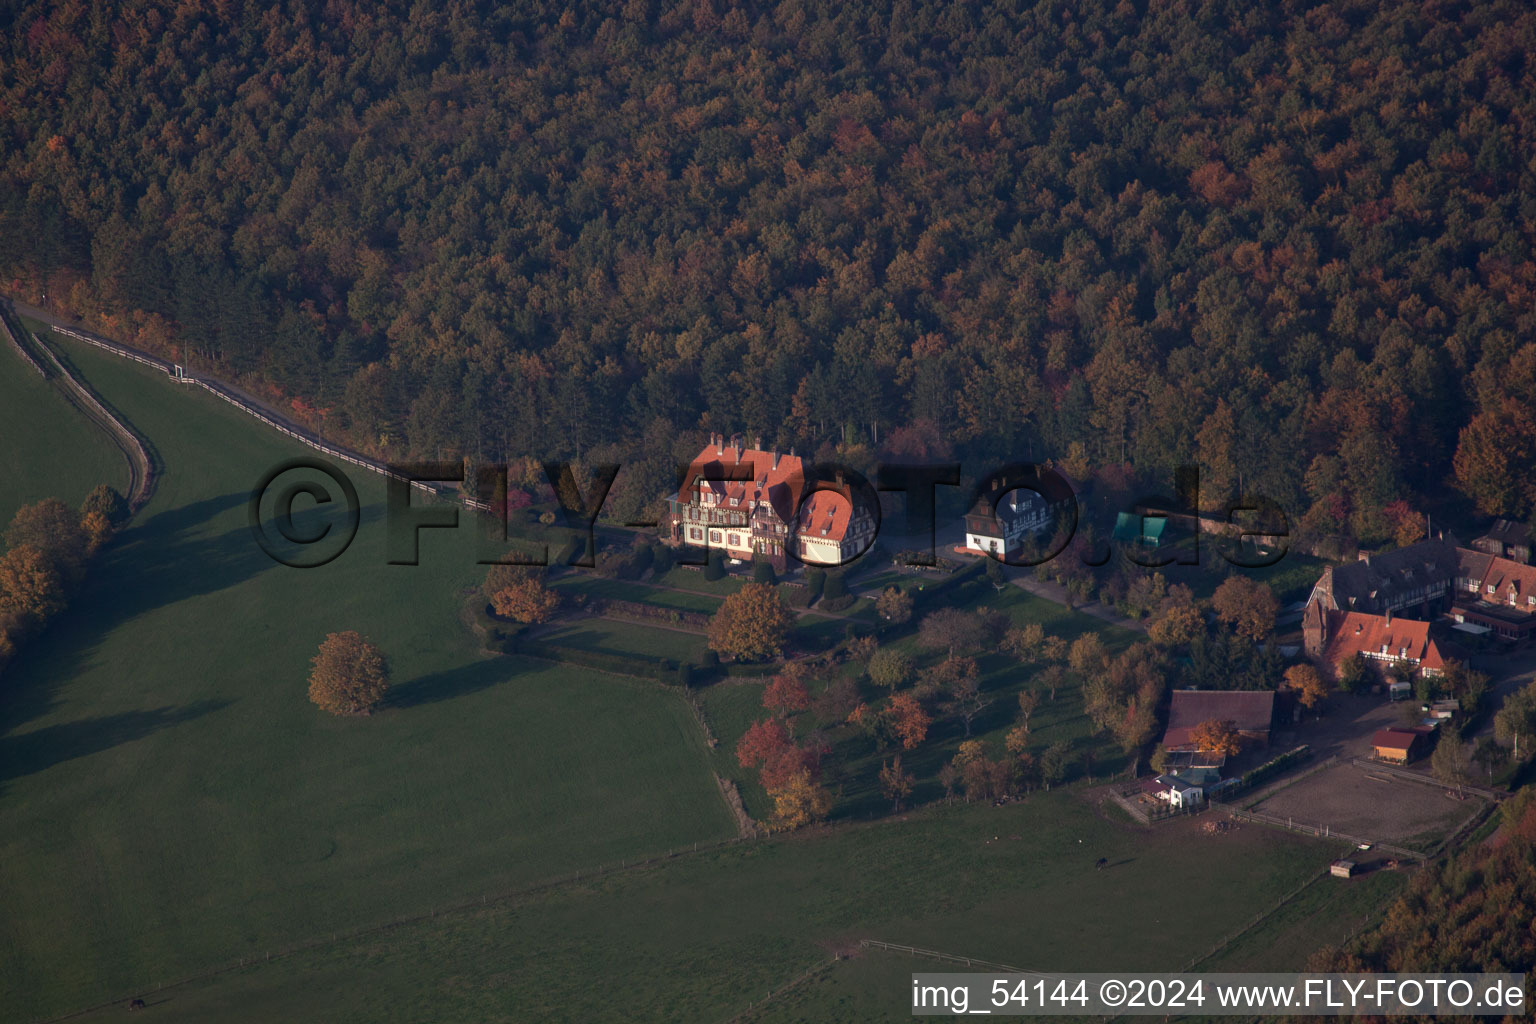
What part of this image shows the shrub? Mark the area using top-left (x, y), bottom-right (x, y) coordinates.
top-left (804, 568), bottom-right (826, 602)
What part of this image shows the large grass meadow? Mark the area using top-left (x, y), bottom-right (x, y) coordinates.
top-left (0, 327), bottom-right (1392, 1023)
top-left (59, 793), bottom-right (1355, 1023)
top-left (0, 336), bottom-right (128, 526)
top-left (0, 330), bottom-right (734, 1020)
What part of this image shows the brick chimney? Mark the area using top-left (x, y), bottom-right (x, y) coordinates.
top-left (772, 448), bottom-right (780, 470)
top-left (715, 433), bottom-right (724, 456)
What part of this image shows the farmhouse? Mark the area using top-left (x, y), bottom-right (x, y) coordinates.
top-left (663, 433), bottom-right (876, 570)
top-left (1304, 536), bottom-right (1536, 649)
top-left (1371, 726), bottom-right (1434, 765)
top-left (1307, 609), bottom-right (1447, 682)
top-left (961, 474), bottom-right (1067, 559)
top-left (1162, 689), bottom-right (1275, 751)
top-left (1451, 547), bottom-right (1536, 641)
top-left (1304, 536), bottom-right (1459, 621)
top-left (1143, 773), bottom-right (1205, 809)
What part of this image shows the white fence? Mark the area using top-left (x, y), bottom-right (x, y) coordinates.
top-left (40, 318), bottom-right (495, 514)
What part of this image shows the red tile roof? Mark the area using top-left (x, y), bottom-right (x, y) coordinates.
top-left (678, 436), bottom-right (852, 542)
top-left (1319, 611), bottom-right (1445, 673)
top-left (1475, 557), bottom-right (1536, 609)
top-left (800, 489), bottom-right (852, 542)
top-left (1371, 728), bottom-right (1419, 752)
top-left (1163, 689), bottom-right (1274, 749)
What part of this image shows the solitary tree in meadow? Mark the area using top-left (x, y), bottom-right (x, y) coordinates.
top-left (308, 631), bottom-right (390, 716)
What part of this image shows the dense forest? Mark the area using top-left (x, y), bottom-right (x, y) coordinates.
top-left (3, 0), bottom-right (1535, 535)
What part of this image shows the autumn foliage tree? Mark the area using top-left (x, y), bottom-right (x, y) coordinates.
top-left (886, 692), bottom-right (931, 750)
top-left (735, 717), bottom-right (790, 770)
top-left (1211, 577), bottom-right (1278, 642)
top-left (879, 755), bottom-right (915, 812)
top-left (490, 575), bottom-right (560, 624)
top-left (1453, 398), bottom-right (1536, 517)
top-left (762, 666), bottom-right (812, 728)
top-left (1189, 718), bottom-right (1243, 758)
top-left (1148, 602), bottom-right (1203, 649)
top-left (1282, 664), bottom-right (1329, 712)
top-left (307, 631), bottom-right (390, 715)
top-left (708, 583), bottom-right (795, 662)
top-left (766, 768), bottom-right (832, 831)
top-left (0, 545), bottom-right (67, 630)
top-left (875, 586), bottom-right (913, 623)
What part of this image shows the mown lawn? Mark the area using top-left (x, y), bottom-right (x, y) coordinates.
top-left (61, 794), bottom-right (1348, 1024)
top-left (537, 616), bottom-right (706, 663)
top-left (0, 331), bottom-right (733, 1021)
top-left (0, 330), bottom-right (128, 526)
top-left (550, 573), bottom-right (722, 614)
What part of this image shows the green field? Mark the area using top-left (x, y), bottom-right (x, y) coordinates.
top-left (0, 333), bottom-right (128, 526)
top-left (537, 617), bottom-right (705, 663)
top-left (2, 329), bottom-right (1385, 1023)
top-left (60, 795), bottom-right (1349, 1023)
top-left (550, 574), bottom-right (723, 614)
top-left (0, 332), bottom-right (734, 1020)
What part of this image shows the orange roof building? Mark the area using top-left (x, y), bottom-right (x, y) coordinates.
top-left (1314, 610), bottom-right (1446, 680)
top-left (663, 433), bottom-right (874, 570)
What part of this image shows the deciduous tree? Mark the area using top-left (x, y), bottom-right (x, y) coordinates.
top-left (762, 667), bottom-right (812, 723)
top-left (0, 544), bottom-right (67, 629)
top-left (5, 498), bottom-right (88, 580)
top-left (490, 576), bottom-right (561, 623)
top-left (887, 692), bottom-right (931, 750)
top-left (1283, 664), bottom-right (1329, 712)
top-left (766, 768), bottom-right (831, 831)
top-left (1189, 718), bottom-right (1243, 758)
top-left (879, 755), bottom-right (915, 812)
top-left (1211, 577), bottom-right (1278, 642)
top-left (918, 607), bottom-right (988, 655)
top-left (875, 586), bottom-right (913, 624)
top-left (708, 583), bottom-right (794, 662)
top-left (1067, 632), bottom-right (1107, 675)
top-left (307, 631), bottom-right (390, 716)
top-left (867, 647), bottom-right (912, 689)
top-left (736, 717), bottom-right (790, 769)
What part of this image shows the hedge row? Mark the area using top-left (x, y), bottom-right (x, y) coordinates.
top-left (1238, 745), bottom-right (1312, 791)
top-left (595, 598), bottom-right (711, 631)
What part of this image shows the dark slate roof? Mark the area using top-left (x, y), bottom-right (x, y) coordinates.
top-left (1323, 537), bottom-right (1459, 613)
top-left (1476, 519), bottom-right (1532, 547)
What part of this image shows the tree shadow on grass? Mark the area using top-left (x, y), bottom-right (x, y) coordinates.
top-left (0, 492), bottom-right (389, 737)
top-left (0, 698), bottom-right (232, 787)
top-left (384, 658), bottom-right (522, 709)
